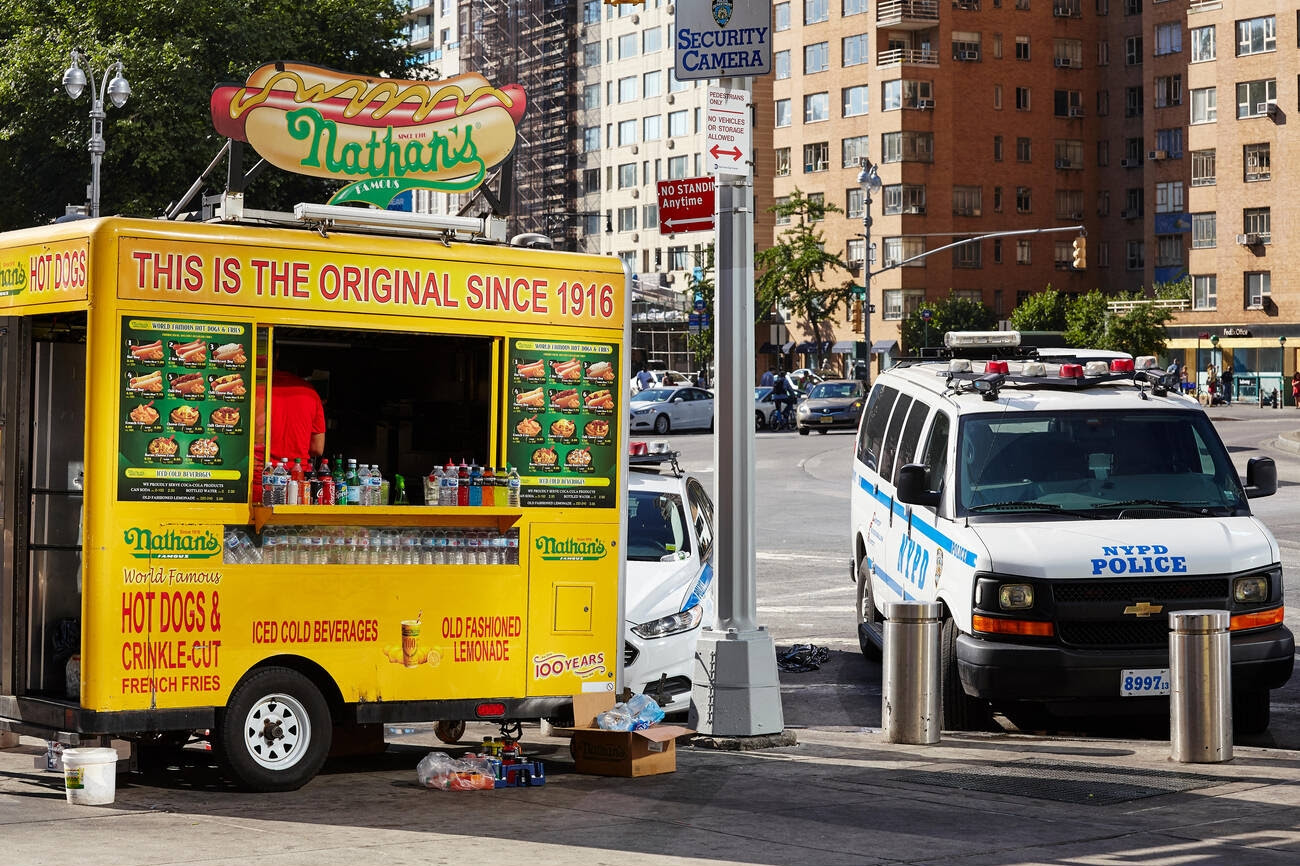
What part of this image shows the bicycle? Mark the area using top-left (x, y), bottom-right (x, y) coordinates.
top-left (768, 402), bottom-right (795, 432)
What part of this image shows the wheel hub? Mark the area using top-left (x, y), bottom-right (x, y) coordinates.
top-left (242, 693), bottom-right (310, 769)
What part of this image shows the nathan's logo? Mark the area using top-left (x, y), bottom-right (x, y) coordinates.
top-left (534, 535), bottom-right (608, 561)
top-left (0, 257), bottom-right (25, 298)
top-left (533, 652), bottom-right (607, 680)
top-left (210, 61), bottom-right (527, 206)
top-left (123, 527), bottom-right (221, 559)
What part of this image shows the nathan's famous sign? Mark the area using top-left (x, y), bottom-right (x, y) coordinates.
top-left (211, 62), bottom-right (526, 207)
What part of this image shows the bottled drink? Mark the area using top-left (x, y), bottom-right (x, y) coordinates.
top-left (507, 465), bottom-right (521, 507)
top-left (270, 459), bottom-right (289, 506)
top-left (394, 474), bottom-right (409, 505)
top-left (335, 463), bottom-right (349, 505)
top-left (356, 464), bottom-right (371, 504)
top-left (457, 459), bottom-right (470, 507)
top-left (468, 461), bottom-right (483, 507)
top-left (419, 530), bottom-right (436, 565)
top-left (481, 466), bottom-right (495, 507)
top-left (308, 458), bottom-right (323, 506)
top-left (495, 467), bottom-right (508, 504)
top-left (317, 460), bottom-right (335, 506)
top-left (287, 458), bottom-right (304, 505)
top-left (491, 531), bottom-right (507, 565)
top-left (259, 462), bottom-right (274, 507)
top-left (347, 460), bottom-right (362, 505)
top-left (466, 529), bottom-right (481, 564)
top-left (427, 465), bottom-right (443, 506)
top-left (447, 529), bottom-right (464, 565)
top-left (442, 458), bottom-right (458, 506)
top-left (368, 464), bottom-right (384, 505)
top-left (506, 528), bottom-right (519, 565)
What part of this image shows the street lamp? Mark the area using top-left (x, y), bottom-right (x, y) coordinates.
top-left (62, 49), bottom-right (130, 218)
top-left (857, 158), bottom-right (881, 370)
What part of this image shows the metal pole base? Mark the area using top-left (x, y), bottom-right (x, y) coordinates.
top-left (688, 626), bottom-right (785, 736)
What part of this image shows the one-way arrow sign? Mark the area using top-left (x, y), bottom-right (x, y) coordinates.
top-left (657, 176), bottom-right (716, 235)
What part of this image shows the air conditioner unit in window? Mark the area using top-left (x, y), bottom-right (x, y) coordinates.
top-left (959, 50), bottom-right (980, 60)
top-left (905, 205), bottom-right (927, 215)
top-left (1054, 57), bottom-right (1072, 68)
top-left (916, 98), bottom-right (934, 109)
top-left (1237, 232), bottom-right (1260, 245)
top-left (1120, 158), bottom-right (1136, 168)
top-left (1255, 103), bottom-right (1268, 115)
top-left (1121, 208), bottom-right (1138, 219)
top-left (1068, 106), bottom-right (1084, 117)
top-left (1054, 159), bottom-right (1070, 168)
top-left (1147, 150), bottom-right (1167, 161)
top-left (1053, 6), bottom-right (1070, 16)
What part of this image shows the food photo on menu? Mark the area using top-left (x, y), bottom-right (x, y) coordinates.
top-left (514, 386), bottom-right (544, 409)
top-left (169, 404), bottom-right (201, 429)
top-left (128, 339), bottom-right (163, 362)
top-left (549, 388), bottom-right (580, 411)
top-left (514, 414), bottom-right (543, 439)
top-left (514, 358), bottom-right (545, 381)
top-left (583, 388), bottom-right (614, 411)
top-left (582, 418), bottom-right (610, 442)
top-left (549, 418), bottom-right (576, 441)
top-left (127, 370), bottom-right (163, 393)
top-left (169, 372), bottom-right (206, 397)
top-left (171, 338), bottom-right (208, 364)
top-left (584, 360), bottom-right (615, 382)
top-left (549, 358), bottom-right (582, 382)
top-left (127, 402), bottom-right (160, 426)
top-left (212, 342), bottom-right (247, 364)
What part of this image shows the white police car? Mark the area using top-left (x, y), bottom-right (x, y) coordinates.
top-left (850, 331), bottom-right (1293, 733)
top-left (624, 451), bottom-right (716, 714)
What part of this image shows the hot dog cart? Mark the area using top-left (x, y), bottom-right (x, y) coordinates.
top-left (0, 214), bottom-right (629, 791)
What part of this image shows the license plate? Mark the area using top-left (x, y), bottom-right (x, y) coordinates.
top-left (819, 416), bottom-right (833, 423)
top-left (1121, 668), bottom-right (1170, 696)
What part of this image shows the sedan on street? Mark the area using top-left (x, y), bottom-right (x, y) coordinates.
top-left (796, 379), bottom-right (866, 434)
top-left (630, 386), bottom-right (714, 434)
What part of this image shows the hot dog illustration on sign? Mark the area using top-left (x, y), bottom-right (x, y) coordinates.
top-left (210, 62), bottom-right (527, 205)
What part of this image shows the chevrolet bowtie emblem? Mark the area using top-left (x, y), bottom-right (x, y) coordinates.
top-left (1124, 601), bottom-right (1164, 617)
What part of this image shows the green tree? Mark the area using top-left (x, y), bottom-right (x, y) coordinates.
top-left (1063, 289), bottom-right (1175, 356)
top-left (0, 0), bottom-right (411, 229)
top-left (1062, 290), bottom-right (1111, 349)
top-left (900, 294), bottom-right (997, 354)
top-left (1008, 285), bottom-right (1071, 332)
top-left (755, 189), bottom-right (853, 370)
top-left (1154, 275), bottom-right (1192, 302)
top-left (684, 245), bottom-right (715, 377)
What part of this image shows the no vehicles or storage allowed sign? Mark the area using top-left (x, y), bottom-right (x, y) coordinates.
top-left (705, 87), bottom-right (751, 178)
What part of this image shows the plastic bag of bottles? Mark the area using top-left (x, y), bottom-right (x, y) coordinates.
top-left (626, 693), bottom-right (665, 730)
top-left (416, 750), bottom-right (495, 791)
top-left (595, 704), bottom-right (634, 732)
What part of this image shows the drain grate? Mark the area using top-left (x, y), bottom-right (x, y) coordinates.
top-left (887, 760), bottom-right (1225, 806)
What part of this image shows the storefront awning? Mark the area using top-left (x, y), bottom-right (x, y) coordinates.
top-left (795, 341), bottom-right (819, 353)
top-left (758, 342), bottom-right (779, 354)
top-left (781, 341), bottom-right (796, 354)
top-left (831, 340), bottom-right (858, 354)
top-left (870, 339), bottom-right (899, 355)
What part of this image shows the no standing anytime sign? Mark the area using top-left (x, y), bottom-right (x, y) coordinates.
top-left (657, 177), bottom-right (716, 235)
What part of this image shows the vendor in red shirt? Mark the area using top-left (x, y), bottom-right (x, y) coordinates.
top-left (270, 368), bottom-right (325, 463)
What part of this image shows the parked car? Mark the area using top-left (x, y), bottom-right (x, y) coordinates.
top-left (796, 379), bottom-right (866, 434)
top-left (630, 386), bottom-right (715, 434)
top-left (785, 368), bottom-right (824, 397)
top-left (624, 453), bottom-right (716, 714)
top-left (754, 386), bottom-right (778, 429)
top-left (630, 369), bottom-right (693, 394)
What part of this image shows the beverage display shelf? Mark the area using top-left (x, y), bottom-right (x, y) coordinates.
top-left (250, 505), bottom-right (524, 532)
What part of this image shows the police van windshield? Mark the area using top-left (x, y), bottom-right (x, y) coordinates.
top-left (957, 410), bottom-right (1248, 517)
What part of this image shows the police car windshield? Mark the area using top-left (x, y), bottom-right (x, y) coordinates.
top-left (626, 490), bottom-right (691, 561)
top-left (957, 410), bottom-right (1247, 517)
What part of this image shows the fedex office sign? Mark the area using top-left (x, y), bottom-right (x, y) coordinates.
top-left (675, 1), bottom-right (772, 81)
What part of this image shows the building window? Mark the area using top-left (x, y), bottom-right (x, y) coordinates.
top-left (1191, 149), bottom-right (1216, 185)
top-left (883, 184), bottom-right (927, 214)
top-left (1015, 36), bottom-right (1031, 60)
top-left (1097, 40), bottom-right (1109, 65)
top-left (993, 186), bottom-right (1003, 211)
top-left (1016, 186), bottom-right (1032, 213)
top-left (1054, 240), bottom-right (1072, 270)
top-left (775, 99), bottom-right (792, 127)
top-left (1096, 241), bottom-right (1110, 268)
top-left (1191, 25), bottom-right (1215, 62)
top-left (667, 155), bottom-right (688, 179)
top-left (618, 76), bottom-right (638, 103)
top-left (582, 168), bottom-right (599, 193)
top-left (1125, 36), bottom-right (1142, 65)
top-left (844, 0), bottom-right (869, 15)
top-left (1016, 137), bottom-right (1031, 162)
top-left (803, 142), bottom-right (830, 172)
top-left (1191, 213), bottom-right (1216, 249)
top-left (668, 109), bottom-right (689, 136)
top-left (643, 72), bottom-right (662, 99)
top-left (618, 163), bottom-right (637, 188)
top-left (1096, 139), bottom-right (1109, 166)
top-left (953, 186), bottom-right (983, 216)
top-left (883, 237), bottom-right (926, 268)
top-left (642, 204), bottom-right (657, 230)
top-left (669, 69), bottom-right (689, 92)
top-left (883, 289), bottom-right (925, 320)
top-left (1236, 80), bottom-right (1276, 118)
top-left (583, 42), bottom-right (600, 65)
top-left (847, 187), bottom-right (865, 219)
top-left (618, 32), bottom-right (638, 59)
top-left (882, 79), bottom-right (934, 110)
top-left (1123, 0), bottom-right (1138, 13)
top-left (880, 131), bottom-right (934, 163)
top-left (1154, 76), bottom-right (1183, 107)
top-left (583, 84), bottom-right (600, 110)
top-left (1243, 208), bottom-right (1271, 243)
top-left (843, 34), bottom-right (870, 66)
top-left (1055, 189), bottom-right (1083, 219)
top-left (1015, 87), bottom-right (1031, 110)
top-left (843, 85), bottom-right (869, 117)
top-left (1124, 138), bottom-right (1143, 163)
top-left (775, 3), bottom-right (790, 30)
top-left (1053, 90), bottom-right (1083, 116)
top-left (1155, 128), bottom-right (1183, 157)
top-left (584, 126), bottom-right (600, 150)
top-left (1125, 240), bottom-right (1144, 270)
top-left (993, 135), bottom-right (1003, 161)
top-left (804, 92), bottom-right (830, 123)
top-left (1190, 87), bottom-right (1217, 124)
top-left (1155, 181), bottom-right (1184, 214)
top-left (1236, 16), bottom-right (1276, 56)
top-left (1244, 143), bottom-right (1271, 182)
top-left (775, 50), bottom-right (791, 80)
top-left (805, 0), bottom-right (829, 24)
top-left (1097, 189), bottom-right (1110, 216)
top-left (1193, 275), bottom-right (1216, 311)
top-left (993, 33), bottom-right (1003, 58)
top-left (1016, 239), bottom-right (1032, 264)
top-left (1125, 86), bottom-right (1143, 117)
top-left (1097, 89), bottom-right (1109, 116)
top-left (774, 196), bottom-right (791, 225)
top-left (775, 148), bottom-right (791, 177)
top-left (1156, 235), bottom-right (1183, 267)
top-left (994, 84), bottom-right (1003, 110)
top-left (1055, 139), bottom-right (1084, 168)
top-left (618, 119), bottom-right (637, 146)
top-left (1054, 38), bottom-right (1082, 67)
top-left (643, 26), bottom-right (662, 53)
top-left (842, 135), bottom-right (870, 167)
top-left (953, 31), bottom-right (982, 60)
top-left (617, 207), bottom-right (636, 232)
top-left (643, 115), bottom-right (662, 141)
top-left (992, 240), bottom-right (1003, 265)
top-left (1245, 272), bottom-right (1270, 309)
top-left (805, 42), bottom-right (830, 74)
top-left (1154, 23), bottom-right (1182, 56)
top-left (953, 238), bottom-right (982, 269)
top-left (846, 236), bottom-right (865, 264)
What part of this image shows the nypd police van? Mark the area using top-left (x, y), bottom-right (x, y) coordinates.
top-left (850, 331), bottom-right (1293, 733)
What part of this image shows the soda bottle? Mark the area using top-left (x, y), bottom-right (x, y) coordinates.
top-left (308, 458), bottom-right (323, 505)
top-left (287, 458), bottom-right (305, 505)
top-left (468, 461), bottom-right (483, 507)
top-left (442, 458), bottom-right (458, 506)
top-left (259, 461), bottom-right (274, 506)
top-left (481, 466), bottom-right (495, 507)
top-left (335, 461), bottom-right (349, 505)
top-left (318, 460), bottom-right (335, 506)
top-left (347, 459), bottom-right (362, 505)
top-left (507, 465), bottom-right (521, 507)
top-left (457, 459), bottom-right (470, 507)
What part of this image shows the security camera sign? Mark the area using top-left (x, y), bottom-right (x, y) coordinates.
top-left (675, 1), bottom-right (772, 81)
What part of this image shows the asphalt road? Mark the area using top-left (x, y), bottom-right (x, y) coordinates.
top-left (659, 402), bottom-right (1300, 747)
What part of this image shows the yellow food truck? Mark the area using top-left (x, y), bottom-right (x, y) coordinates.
top-left (0, 212), bottom-right (629, 790)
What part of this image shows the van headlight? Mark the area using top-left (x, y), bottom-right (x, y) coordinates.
top-left (632, 605), bottom-right (703, 639)
top-left (1234, 575), bottom-right (1269, 603)
top-left (998, 584), bottom-right (1035, 610)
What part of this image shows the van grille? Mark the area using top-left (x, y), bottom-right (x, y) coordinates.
top-left (1053, 578), bottom-right (1227, 603)
top-left (1051, 577), bottom-right (1231, 648)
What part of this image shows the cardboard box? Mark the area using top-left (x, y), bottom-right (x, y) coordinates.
top-left (564, 692), bottom-right (693, 778)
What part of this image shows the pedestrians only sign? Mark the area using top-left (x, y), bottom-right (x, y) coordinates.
top-left (705, 87), bottom-right (751, 177)
top-left (674, 1), bottom-right (772, 81)
top-left (657, 176), bottom-right (716, 234)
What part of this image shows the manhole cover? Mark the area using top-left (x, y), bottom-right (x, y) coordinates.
top-left (887, 760), bottom-right (1224, 806)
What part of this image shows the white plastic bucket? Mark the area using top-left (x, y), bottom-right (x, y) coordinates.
top-left (62, 747), bottom-right (118, 806)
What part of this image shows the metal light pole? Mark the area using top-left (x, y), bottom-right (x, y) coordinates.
top-left (62, 50), bottom-right (130, 218)
top-left (857, 158), bottom-right (881, 372)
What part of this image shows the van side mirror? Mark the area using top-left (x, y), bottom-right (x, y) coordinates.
top-left (1245, 456), bottom-right (1277, 498)
top-left (896, 463), bottom-right (940, 508)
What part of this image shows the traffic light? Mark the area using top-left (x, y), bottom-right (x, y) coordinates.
top-left (1071, 235), bottom-right (1087, 269)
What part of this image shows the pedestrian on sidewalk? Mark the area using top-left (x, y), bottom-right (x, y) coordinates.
top-left (1292, 371), bottom-right (1300, 408)
top-left (1220, 365), bottom-right (1233, 405)
top-left (1206, 363), bottom-right (1218, 405)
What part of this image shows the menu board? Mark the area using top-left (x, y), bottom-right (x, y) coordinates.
top-left (117, 316), bottom-right (253, 503)
top-left (505, 339), bottom-right (619, 509)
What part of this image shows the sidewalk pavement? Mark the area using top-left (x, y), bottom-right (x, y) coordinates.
top-left (1199, 400), bottom-right (1300, 457)
top-left (5, 725), bottom-right (1300, 866)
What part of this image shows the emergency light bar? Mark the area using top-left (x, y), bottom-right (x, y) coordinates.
top-left (944, 330), bottom-right (1022, 349)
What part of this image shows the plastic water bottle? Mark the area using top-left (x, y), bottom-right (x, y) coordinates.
top-left (369, 464), bottom-right (384, 505)
top-left (506, 528), bottom-right (519, 565)
top-left (427, 464), bottom-right (443, 506)
top-left (356, 464), bottom-right (371, 504)
top-left (270, 460), bottom-right (289, 505)
top-left (507, 465), bottom-right (521, 507)
top-left (432, 529), bottom-right (448, 564)
top-left (442, 458), bottom-right (458, 506)
top-left (259, 462), bottom-right (274, 506)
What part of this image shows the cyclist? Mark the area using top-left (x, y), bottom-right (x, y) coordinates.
top-left (769, 373), bottom-right (792, 429)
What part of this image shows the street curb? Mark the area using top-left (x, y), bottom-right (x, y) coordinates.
top-left (1278, 431), bottom-right (1300, 456)
top-left (690, 729), bottom-right (800, 750)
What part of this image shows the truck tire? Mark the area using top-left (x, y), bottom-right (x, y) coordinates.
top-left (855, 557), bottom-right (883, 661)
top-left (941, 617), bottom-right (993, 731)
top-left (217, 666), bottom-right (332, 792)
top-left (434, 720), bottom-right (466, 744)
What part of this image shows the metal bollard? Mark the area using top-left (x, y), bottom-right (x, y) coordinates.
top-left (1169, 610), bottom-right (1232, 763)
top-left (882, 601), bottom-right (943, 744)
